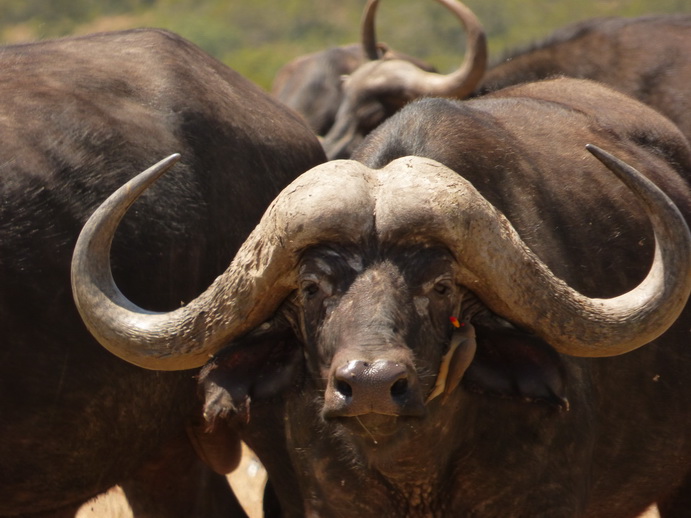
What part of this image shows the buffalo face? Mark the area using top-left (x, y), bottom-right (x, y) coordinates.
top-left (295, 246), bottom-right (466, 443)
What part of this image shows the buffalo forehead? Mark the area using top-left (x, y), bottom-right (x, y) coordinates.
top-left (274, 156), bottom-right (480, 254)
top-left (272, 159), bottom-right (375, 245)
top-left (373, 156), bottom-right (479, 244)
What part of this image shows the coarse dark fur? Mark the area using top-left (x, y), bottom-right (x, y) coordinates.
top-left (0, 28), bottom-right (324, 517)
top-left (200, 79), bottom-right (691, 517)
top-left (476, 14), bottom-right (691, 141)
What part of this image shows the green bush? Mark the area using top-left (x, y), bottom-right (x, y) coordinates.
top-left (1, 0), bottom-right (689, 90)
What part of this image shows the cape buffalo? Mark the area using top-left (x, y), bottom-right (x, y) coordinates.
top-left (271, 0), bottom-right (483, 137)
top-left (323, 11), bottom-right (691, 159)
top-left (73, 77), bottom-right (691, 517)
top-left (0, 28), bottom-right (324, 517)
top-left (271, 43), bottom-right (436, 137)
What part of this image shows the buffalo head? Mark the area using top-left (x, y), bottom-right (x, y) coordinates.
top-left (72, 146), bottom-right (690, 381)
top-left (322, 0), bottom-right (488, 159)
top-left (271, 0), bottom-right (436, 136)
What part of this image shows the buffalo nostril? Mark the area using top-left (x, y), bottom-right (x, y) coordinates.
top-left (336, 379), bottom-right (353, 398)
top-left (324, 359), bottom-right (425, 418)
top-left (390, 377), bottom-right (409, 398)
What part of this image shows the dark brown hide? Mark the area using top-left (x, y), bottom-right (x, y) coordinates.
top-left (0, 28), bottom-right (324, 516)
top-left (476, 15), bottom-right (691, 141)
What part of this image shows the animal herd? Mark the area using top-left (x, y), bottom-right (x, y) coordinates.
top-left (2, 1), bottom-right (691, 517)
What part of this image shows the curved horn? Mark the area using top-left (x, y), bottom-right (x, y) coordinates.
top-left (374, 151), bottom-right (691, 357)
top-left (361, 0), bottom-right (381, 60)
top-left (71, 157), bottom-right (375, 371)
top-left (322, 0), bottom-right (488, 160)
top-left (359, 0), bottom-right (487, 98)
top-left (411, 0), bottom-right (487, 98)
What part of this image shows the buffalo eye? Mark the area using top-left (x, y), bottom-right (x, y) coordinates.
top-left (301, 281), bottom-right (320, 298)
top-left (434, 281), bottom-right (453, 296)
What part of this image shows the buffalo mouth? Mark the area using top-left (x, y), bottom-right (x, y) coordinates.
top-left (329, 412), bottom-right (424, 446)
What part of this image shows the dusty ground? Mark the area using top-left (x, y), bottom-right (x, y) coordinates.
top-left (76, 443), bottom-right (266, 518)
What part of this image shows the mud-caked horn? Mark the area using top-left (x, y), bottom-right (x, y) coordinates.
top-left (372, 152), bottom-right (691, 357)
top-left (71, 157), bottom-right (376, 370)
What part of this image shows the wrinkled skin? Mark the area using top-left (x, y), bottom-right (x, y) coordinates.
top-left (199, 80), bottom-right (691, 517)
top-left (0, 28), bottom-right (324, 517)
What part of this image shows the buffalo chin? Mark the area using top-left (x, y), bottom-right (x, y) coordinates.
top-left (328, 413), bottom-right (425, 450)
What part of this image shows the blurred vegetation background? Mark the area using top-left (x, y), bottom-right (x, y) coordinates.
top-left (1, 0), bottom-right (689, 91)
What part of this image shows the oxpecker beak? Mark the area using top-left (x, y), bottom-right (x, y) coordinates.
top-left (426, 322), bottom-right (477, 403)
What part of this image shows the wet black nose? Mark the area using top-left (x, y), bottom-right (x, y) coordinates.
top-left (335, 359), bottom-right (409, 400)
top-left (324, 359), bottom-right (425, 417)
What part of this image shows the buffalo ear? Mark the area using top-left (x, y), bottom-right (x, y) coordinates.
top-left (187, 417), bottom-right (242, 475)
top-left (191, 322), bottom-right (301, 475)
top-left (463, 324), bottom-right (569, 411)
top-left (198, 322), bottom-right (302, 430)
